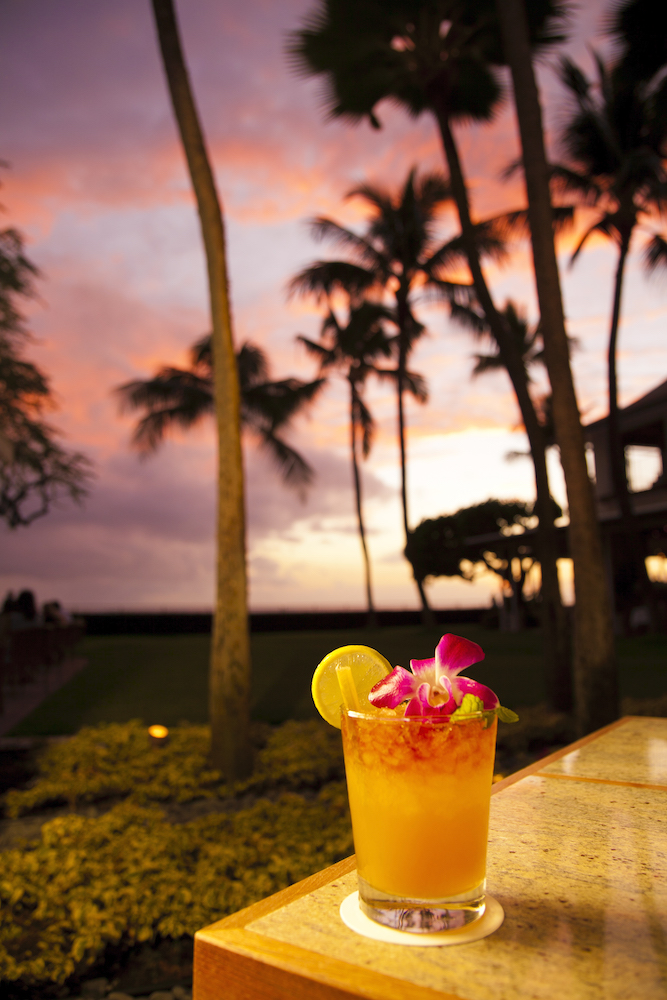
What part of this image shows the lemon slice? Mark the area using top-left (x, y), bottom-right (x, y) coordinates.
top-left (312, 644), bottom-right (392, 728)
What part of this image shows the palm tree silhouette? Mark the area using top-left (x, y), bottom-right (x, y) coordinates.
top-left (460, 299), bottom-right (561, 471)
top-left (297, 301), bottom-right (396, 623)
top-left (151, 0), bottom-right (250, 778)
top-left (555, 51), bottom-right (667, 628)
top-left (117, 334), bottom-right (324, 491)
top-left (606, 0), bottom-right (667, 89)
top-left (290, 169), bottom-right (478, 620)
top-left (455, 299), bottom-right (551, 408)
top-left (289, 2), bottom-right (576, 708)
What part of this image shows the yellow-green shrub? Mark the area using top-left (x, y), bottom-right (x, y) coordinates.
top-left (0, 784), bottom-right (352, 985)
top-left (4, 720), bottom-right (345, 818)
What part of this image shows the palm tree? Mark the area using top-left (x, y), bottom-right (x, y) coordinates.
top-left (289, 0), bottom-right (592, 720)
top-left (449, 296), bottom-right (572, 707)
top-left (468, 301), bottom-right (542, 380)
top-left (290, 169), bottom-right (475, 620)
top-left (606, 0), bottom-right (667, 89)
top-left (116, 335), bottom-right (324, 491)
top-left (494, 0), bottom-right (618, 733)
top-left (151, 0), bottom-right (249, 778)
top-left (553, 51), bottom-right (667, 632)
top-left (297, 301), bottom-right (396, 623)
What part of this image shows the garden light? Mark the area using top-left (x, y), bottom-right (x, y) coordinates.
top-left (148, 724), bottom-right (169, 746)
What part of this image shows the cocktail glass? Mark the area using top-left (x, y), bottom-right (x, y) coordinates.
top-left (341, 709), bottom-right (497, 933)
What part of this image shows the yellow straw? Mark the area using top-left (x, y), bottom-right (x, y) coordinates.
top-left (336, 665), bottom-right (361, 713)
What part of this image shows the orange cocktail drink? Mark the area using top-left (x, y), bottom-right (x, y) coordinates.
top-left (311, 633), bottom-right (514, 933)
top-left (341, 710), bottom-right (497, 930)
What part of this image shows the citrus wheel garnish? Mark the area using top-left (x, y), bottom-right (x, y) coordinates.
top-left (311, 644), bottom-right (392, 728)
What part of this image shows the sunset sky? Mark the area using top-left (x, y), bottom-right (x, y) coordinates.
top-left (1, 0), bottom-right (666, 613)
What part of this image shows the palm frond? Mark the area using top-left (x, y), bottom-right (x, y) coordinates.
top-left (345, 182), bottom-right (394, 219)
top-left (237, 341), bottom-right (270, 388)
top-left (256, 430), bottom-right (314, 489)
top-left (424, 236), bottom-right (469, 273)
top-left (295, 334), bottom-right (336, 368)
top-left (116, 367), bottom-right (213, 453)
top-left (116, 368), bottom-right (212, 419)
top-left (415, 171), bottom-right (451, 213)
top-left (402, 369), bottom-right (428, 403)
top-left (570, 215), bottom-right (618, 264)
top-left (117, 370), bottom-right (214, 454)
top-left (483, 209), bottom-right (530, 239)
top-left (243, 376), bottom-right (325, 431)
top-left (606, 0), bottom-right (667, 85)
top-left (323, 306), bottom-right (344, 332)
top-left (287, 260), bottom-right (378, 302)
top-left (643, 233), bottom-right (667, 274)
top-left (421, 278), bottom-right (477, 311)
top-left (471, 219), bottom-right (510, 263)
top-left (118, 338), bottom-right (318, 489)
top-left (449, 302), bottom-right (489, 335)
top-left (558, 56), bottom-right (592, 103)
top-left (549, 164), bottom-right (601, 203)
top-left (471, 351), bottom-right (503, 378)
top-left (552, 204), bottom-right (577, 233)
top-left (352, 391), bottom-right (375, 458)
top-left (308, 217), bottom-right (385, 271)
top-left (190, 333), bottom-right (212, 370)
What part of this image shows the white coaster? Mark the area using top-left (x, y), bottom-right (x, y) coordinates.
top-left (339, 892), bottom-right (504, 946)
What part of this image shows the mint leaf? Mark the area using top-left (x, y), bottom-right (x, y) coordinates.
top-left (452, 694), bottom-right (484, 717)
top-left (452, 697), bottom-right (518, 724)
top-left (497, 705), bottom-right (519, 724)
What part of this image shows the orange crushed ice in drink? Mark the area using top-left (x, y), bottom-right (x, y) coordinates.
top-left (341, 711), bottom-right (497, 899)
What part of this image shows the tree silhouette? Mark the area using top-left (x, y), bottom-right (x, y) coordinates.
top-left (554, 50), bottom-right (667, 631)
top-left (117, 335), bottom-right (323, 492)
top-left (289, 1), bottom-right (578, 711)
top-left (606, 0), bottom-right (667, 89)
top-left (151, 0), bottom-right (249, 778)
top-left (468, 301), bottom-right (543, 380)
top-left (290, 168), bottom-right (476, 620)
top-left (407, 499), bottom-right (555, 631)
top-left (298, 300), bottom-right (396, 623)
top-left (493, 0), bottom-right (617, 732)
top-left (0, 228), bottom-right (91, 528)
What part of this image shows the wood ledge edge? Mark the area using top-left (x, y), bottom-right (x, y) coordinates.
top-left (194, 928), bottom-right (461, 1000)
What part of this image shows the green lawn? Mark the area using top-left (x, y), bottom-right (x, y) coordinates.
top-left (9, 625), bottom-right (667, 735)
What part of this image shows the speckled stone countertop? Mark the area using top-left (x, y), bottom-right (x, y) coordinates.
top-left (194, 717), bottom-right (667, 1000)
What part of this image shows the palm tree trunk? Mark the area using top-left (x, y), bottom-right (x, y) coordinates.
top-left (350, 381), bottom-right (377, 628)
top-left (151, 0), bottom-right (251, 778)
top-left (432, 102), bottom-right (571, 708)
top-left (397, 350), bottom-right (409, 543)
top-left (396, 292), bottom-right (434, 624)
top-left (607, 231), bottom-right (655, 632)
top-left (495, 0), bottom-right (618, 734)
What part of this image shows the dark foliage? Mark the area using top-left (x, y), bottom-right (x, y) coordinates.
top-left (0, 229), bottom-right (92, 528)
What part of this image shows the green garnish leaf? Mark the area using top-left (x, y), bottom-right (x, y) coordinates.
top-left (497, 705), bottom-right (519, 723)
top-left (452, 696), bottom-right (518, 724)
top-left (452, 694), bottom-right (484, 717)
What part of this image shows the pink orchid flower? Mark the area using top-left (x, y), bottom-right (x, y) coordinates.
top-left (368, 633), bottom-right (499, 718)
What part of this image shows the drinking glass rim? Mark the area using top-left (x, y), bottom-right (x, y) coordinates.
top-left (344, 709), bottom-right (487, 724)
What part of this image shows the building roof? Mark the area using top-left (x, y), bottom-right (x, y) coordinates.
top-left (586, 378), bottom-right (667, 440)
